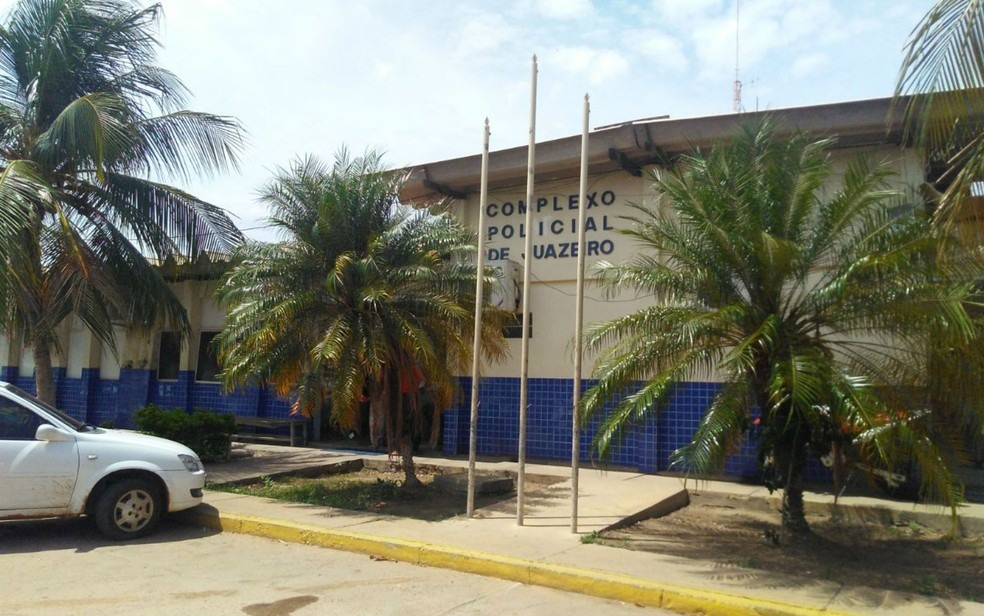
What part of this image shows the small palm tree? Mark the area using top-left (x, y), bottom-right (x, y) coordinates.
top-left (0, 0), bottom-right (245, 404)
top-left (581, 119), bottom-right (983, 534)
top-left (216, 151), bottom-right (507, 485)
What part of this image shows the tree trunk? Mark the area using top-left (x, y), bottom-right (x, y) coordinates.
top-left (385, 372), bottom-right (397, 454)
top-left (32, 340), bottom-right (57, 406)
top-left (831, 441), bottom-right (845, 504)
top-left (775, 434), bottom-right (810, 534)
top-left (429, 406), bottom-right (442, 449)
top-left (400, 436), bottom-right (420, 488)
top-left (368, 393), bottom-right (385, 448)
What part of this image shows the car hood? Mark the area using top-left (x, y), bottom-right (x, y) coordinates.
top-left (76, 428), bottom-right (199, 459)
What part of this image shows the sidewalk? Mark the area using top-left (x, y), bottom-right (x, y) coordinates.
top-left (175, 445), bottom-right (984, 616)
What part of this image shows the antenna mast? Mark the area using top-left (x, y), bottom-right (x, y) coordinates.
top-left (732, 0), bottom-right (742, 112)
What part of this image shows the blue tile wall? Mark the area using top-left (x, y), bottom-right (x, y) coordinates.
top-left (444, 377), bottom-right (655, 469)
top-left (92, 378), bottom-right (121, 427)
top-left (57, 369), bottom-right (98, 422)
top-left (3, 368), bottom-right (295, 430)
top-left (656, 381), bottom-right (762, 478)
top-left (192, 381), bottom-right (272, 427)
top-left (1, 364), bottom-right (832, 484)
top-left (57, 376), bottom-right (82, 417)
top-left (258, 387), bottom-right (292, 419)
top-left (150, 371), bottom-right (193, 410)
top-left (441, 376), bottom-right (812, 481)
top-left (190, 381), bottom-right (224, 413)
top-left (116, 369), bottom-right (152, 427)
top-left (14, 372), bottom-right (35, 395)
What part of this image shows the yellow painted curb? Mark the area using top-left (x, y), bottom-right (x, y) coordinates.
top-left (179, 508), bottom-right (857, 616)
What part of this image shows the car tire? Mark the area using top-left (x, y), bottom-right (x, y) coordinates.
top-left (94, 478), bottom-right (162, 540)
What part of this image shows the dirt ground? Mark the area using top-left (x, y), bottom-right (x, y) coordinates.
top-left (598, 491), bottom-right (984, 602)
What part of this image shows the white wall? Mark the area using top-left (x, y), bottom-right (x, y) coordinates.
top-left (98, 325), bottom-right (125, 380)
top-left (67, 316), bottom-right (90, 378)
top-left (0, 142), bottom-right (928, 385)
top-left (452, 144), bottom-right (927, 382)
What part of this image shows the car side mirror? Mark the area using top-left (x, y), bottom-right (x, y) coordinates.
top-left (36, 424), bottom-right (75, 442)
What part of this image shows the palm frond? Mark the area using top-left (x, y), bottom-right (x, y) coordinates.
top-left (133, 111), bottom-right (245, 181)
top-left (670, 382), bottom-right (750, 474)
top-left (217, 148), bottom-right (505, 452)
top-left (895, 0), bottom-right (984, 226)
top-left (86, 172), bottom-right (245, 256)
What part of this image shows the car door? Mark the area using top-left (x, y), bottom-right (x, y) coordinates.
top-left (0, 399), bottom-right (80, 511)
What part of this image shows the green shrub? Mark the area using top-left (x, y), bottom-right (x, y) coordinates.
top-left (133, 404), bottom-right (235, 462)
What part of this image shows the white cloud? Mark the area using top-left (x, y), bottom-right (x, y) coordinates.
top-left (791, 53), bottom-right (827, 79)
top-left (455, 12), bottom-right (519, 55)
top-left (373, 61), bottom-right (393, 81)
top-left (635, 30), bottom-right (688, 72)
top-left (550, 46), bottom-right (630, 85)
top-left (687, 0), bottom-right (844, 82)
top-left (651, 0), bottom-right (723, 25)
top-left (536, 0), bottom-right (594, 20)
top-left (156, 0), bottom-right (233, 32)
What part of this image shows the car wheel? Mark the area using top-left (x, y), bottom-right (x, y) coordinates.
top-left (94, 478), bottom-right (162, 540)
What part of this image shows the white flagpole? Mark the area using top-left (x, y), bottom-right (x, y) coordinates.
top-left (517, 55), bottom-right (537, 526)
top-left (571, 94), bottom-right (589, 533)
top-left (467, 118), bottom-right (491, 518)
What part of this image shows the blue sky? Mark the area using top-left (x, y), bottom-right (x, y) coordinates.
top-left (2, 0), bottom-right (933, 240)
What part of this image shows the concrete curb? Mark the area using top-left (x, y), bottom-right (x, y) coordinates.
top-left (175, 507), bottom-right (857, 616)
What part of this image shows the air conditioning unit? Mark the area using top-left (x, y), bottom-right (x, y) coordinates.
top-left (487, 259), bottom-right (522, 312)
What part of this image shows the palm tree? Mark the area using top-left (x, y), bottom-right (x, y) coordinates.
top-left (0, 0), bottom-right (245, 404)
top-left (581, 119), bottom-right (983, 534)
top-left (895, 0), bottom-right (984, 229)
top-left (896, 0), bottom-right (984, 474)
top-left (215, 151), bottom-right (507, 485)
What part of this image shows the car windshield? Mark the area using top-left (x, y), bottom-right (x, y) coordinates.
top-left (0, 383), bottom-right (88, 431)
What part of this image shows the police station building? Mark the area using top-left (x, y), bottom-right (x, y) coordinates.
top-left (0, 97), bottom-right (926, 475)
top-left (400, 96), bottom-right (922, 475)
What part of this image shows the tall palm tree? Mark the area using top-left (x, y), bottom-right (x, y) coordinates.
top-left (216, 151), bottom-right (507, 485)
top-left (581, 119), bottom-right (983, 534)
top-left (896, 0), bottom-right (984, 228)
top-left (0, 0), bottom-right (245, 404)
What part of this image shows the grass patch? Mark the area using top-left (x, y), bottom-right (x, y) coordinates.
top-left (581, 530), bottom-right (601, 544)
top-left (211, 467), bottom-right (510, 521)
top-left (235, 474), bottom-right (402, 510)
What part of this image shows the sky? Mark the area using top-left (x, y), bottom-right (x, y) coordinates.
top-left (2, 0), bottom-right (935, 241)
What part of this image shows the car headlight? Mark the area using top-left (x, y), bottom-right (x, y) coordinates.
top-left (178, 454), bottom-right (202, 472)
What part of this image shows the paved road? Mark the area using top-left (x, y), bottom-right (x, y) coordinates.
top-left (0, 519), bottom-right (668, 615)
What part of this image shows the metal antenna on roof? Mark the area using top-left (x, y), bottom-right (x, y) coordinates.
top-left (733, 0), bottom-right (742, 112)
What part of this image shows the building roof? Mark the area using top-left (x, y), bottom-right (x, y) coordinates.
top-left (400, 96), bottom-right (912, 204)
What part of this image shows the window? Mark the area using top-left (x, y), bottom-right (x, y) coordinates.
top-left (195, 331), bottom-right (221, 382)
top-left (157, 332), bottom-right (182, 380)
top-left (503, 313), bottom-right (532, 339)
top-left (0, 401), bottom-right (42, 440)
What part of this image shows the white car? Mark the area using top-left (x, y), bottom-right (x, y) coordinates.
top-left (0, 381), bottom-right (205, 540)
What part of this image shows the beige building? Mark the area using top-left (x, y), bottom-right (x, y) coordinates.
top-left (399, 96), bottom-right (927, 471)
top-left (0, 96), bottom-right (941, 472)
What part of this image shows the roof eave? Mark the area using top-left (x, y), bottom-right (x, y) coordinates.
top-left (400, 96), bottom-right (911, 203)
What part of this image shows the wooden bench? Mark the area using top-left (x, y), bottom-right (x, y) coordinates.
top-left (232, 416), bottom-right (308, 447)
